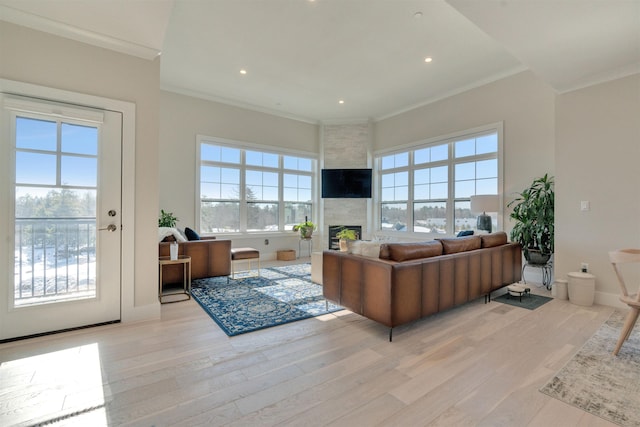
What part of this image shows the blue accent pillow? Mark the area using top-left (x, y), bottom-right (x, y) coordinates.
top-left (457, 230), bottom-right (474, 237)
top-left (184, 227), bottom-right (201, 241)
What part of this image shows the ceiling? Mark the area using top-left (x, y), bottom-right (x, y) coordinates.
top-left (1, 0), bottom-right (638, 123)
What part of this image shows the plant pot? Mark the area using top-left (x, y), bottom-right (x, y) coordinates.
top-left (300, 227), bottom-right (313, 239)
top-left (339, 239), bottom-right (348, 252)
top-left (527, 249), bottom-right (551, 265)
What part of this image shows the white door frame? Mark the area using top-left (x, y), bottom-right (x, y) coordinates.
top-left (0, 78), bottom-right (143, 325)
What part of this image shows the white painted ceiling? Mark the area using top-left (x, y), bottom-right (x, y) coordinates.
top-left (1, 0), bottom-right (638, 123)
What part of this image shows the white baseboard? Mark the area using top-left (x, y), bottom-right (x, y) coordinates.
top-left (595, 291), bottom-right (626, 309)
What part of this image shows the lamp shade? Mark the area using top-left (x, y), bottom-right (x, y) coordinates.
top-left (470, 194), bottom-right (499, 214)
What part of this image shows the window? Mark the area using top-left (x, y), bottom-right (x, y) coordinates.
top-left (377, 125), bottom-right (501, 235)
top-left (198, 138), bottom-right (315, 234)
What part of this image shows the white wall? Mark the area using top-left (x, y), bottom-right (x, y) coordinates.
top-left (158, 90), bottom-right (319, 257)
top-left (555, 74), bottom-right (640, 305)
top-left (374, 70), bottom-right (556, 238)
top-left (0, 21), bottom-right (161, 313)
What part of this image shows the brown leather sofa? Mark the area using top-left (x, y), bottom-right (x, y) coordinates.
top-left (159, 237), bottom-right (231, 285)
top-left (323, 232), bottom-right (522, 340)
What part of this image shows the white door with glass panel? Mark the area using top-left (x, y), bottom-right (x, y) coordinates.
top-left (0, 95), bottom-right (122, 340)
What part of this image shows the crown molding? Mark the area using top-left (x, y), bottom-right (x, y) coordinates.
top-left (374, 65), bottom-right (529, 122)
top-left (319, 118), bottom-right (372, 126)
top-left (0, 5), bottom-right (160, 60)
top-left (160, 83), bottom-right (320, 125)
top-left (556, 63), bottom-right (640, 95)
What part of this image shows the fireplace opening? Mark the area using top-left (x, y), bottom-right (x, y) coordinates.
top-left (328, 225), bottom-right (362, 250)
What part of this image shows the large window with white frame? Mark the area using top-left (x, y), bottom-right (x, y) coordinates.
top-left (377, 124), bottom-right (501, 235)
top-left (198, 138), bottom-right (315, 234)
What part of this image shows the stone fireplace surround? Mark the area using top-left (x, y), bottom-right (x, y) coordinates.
top-left (321, 122), bottom-right (372, 251)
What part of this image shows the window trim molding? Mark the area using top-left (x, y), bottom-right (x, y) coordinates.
top-left (373, 122), bottom-right (504, 237)
top-left (195, 134), bottom-right (317, 235)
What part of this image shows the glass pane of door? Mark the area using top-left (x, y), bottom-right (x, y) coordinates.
top-left (14, 116), bottom-right (99, 307)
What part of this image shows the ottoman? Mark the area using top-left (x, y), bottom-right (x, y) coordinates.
top-left (231, 247), bottom-right (260, 278)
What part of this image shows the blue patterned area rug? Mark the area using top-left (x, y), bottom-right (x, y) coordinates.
top-left (540, 310), bottom-right (640, 426)
top-left (191, 263), bottom-right (341, 336)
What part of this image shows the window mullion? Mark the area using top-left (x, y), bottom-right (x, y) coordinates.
top-left (407, 157), bottom-right (414, 232)
top-left (56, 120), bottom-right (62, 187)
top-left (278, 157), bottom-right (284, 231)
top-left (447, 142), bottom-right (456, 234)
top-left (239, 150), bottom-right (247, 233)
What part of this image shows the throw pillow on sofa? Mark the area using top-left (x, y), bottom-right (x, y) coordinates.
top-left (185, 227), bottom-right (201, 241)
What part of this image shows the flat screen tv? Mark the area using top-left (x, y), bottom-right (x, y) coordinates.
top-left (321, 168), bottom-right (372, 198)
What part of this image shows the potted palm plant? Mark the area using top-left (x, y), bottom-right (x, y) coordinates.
top-left (336, 227), bottom-right (358, 252)
top-left (507, 174), bottom-right (554, 264)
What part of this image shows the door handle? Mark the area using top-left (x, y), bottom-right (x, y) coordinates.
top-left (99, 224), bottom-right (118, 232)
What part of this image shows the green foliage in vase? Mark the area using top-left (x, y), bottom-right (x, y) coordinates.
top-left (159, 209), bottom-right (178, 228)
top-left (336, 228), bottom-right (358, 240)
top-left (293, 220), bottom-right (316, 238)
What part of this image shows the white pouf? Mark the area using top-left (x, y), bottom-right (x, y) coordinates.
top-left (554, 279), bottom-right (568, 300)
top-left (567, 272), bottom-right (596, 306)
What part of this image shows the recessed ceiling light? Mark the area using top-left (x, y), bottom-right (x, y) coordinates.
top-left (424, 57), bottom-right (433, 63)
top-left (338, 100), bottom-right (345, 104)
top-left (414, 11), bottom-right (423, 18)
top-left (240, 69), bottom-right (247, 75)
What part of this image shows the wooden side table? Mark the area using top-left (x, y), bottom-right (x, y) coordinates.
top-left (158, 255), bottom-right (191, 303)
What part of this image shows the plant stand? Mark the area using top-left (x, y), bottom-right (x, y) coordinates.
top-left (522, 260), bottom-right (553, 290)
top-left (298, 237), bottom-right (313, 258)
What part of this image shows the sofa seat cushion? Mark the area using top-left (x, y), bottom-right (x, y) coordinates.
top-left (438, 235), bottom-right (482, 254)
top-left (481, 231), bottom-right (508, 248)
top-left (383, 241), bottom-right (444, 262)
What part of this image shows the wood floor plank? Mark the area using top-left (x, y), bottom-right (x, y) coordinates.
top-left (0, 267), bottom-right (624, 426)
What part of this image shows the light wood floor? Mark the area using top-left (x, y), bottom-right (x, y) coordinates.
top-left (0, 264), bottom-right (619, 426)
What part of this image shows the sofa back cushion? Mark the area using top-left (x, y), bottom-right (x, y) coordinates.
top-left (481, 231), bottom-right (508, 248)
top-left (381, 241), bottom-right (444, 262)
top-left (438, 235), bottom-right (482, 254)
